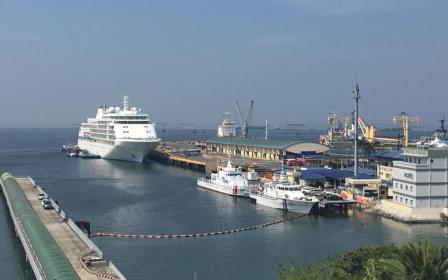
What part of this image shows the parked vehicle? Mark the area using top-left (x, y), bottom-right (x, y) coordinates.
top-left (43, 201), bottom-right (54, 210)
top-left (41, 198), bottom-right (50, 206)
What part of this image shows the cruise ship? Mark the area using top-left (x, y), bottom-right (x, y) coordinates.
top-left (77, 96), bottom-right (160, 162)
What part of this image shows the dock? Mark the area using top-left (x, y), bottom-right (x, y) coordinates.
top-left (318, 199), bottom-right (356, 209)
top-left (0, 173), bottom-right (126, 280)
top-left (148, 141), bottom-right (279, 173)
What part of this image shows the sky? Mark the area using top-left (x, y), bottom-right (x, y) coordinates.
top-left (0, 0), bottom-right (447, 128)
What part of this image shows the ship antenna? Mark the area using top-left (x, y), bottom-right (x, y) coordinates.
top-left (441, 114), bottom-right (446, 132)
top-left (123, 95), bottom-right (129, 111)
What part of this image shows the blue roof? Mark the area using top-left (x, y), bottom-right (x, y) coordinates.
top-left (273, 168), bottom-right (293, 174)
top-left (305, 168), bottom-right (376, 180)
top-left (342, 167), bottom-right (377, 176)
top-left (374, 151), bottom-right (403, 161)
top-left (206, 137), bottom-right (303, 149)
top-left (301, 170), bottom-right (326, 180)
top-left (350, 173), bottom-right (375, 180)
top-left (307, 168), bottom-right (354, 180)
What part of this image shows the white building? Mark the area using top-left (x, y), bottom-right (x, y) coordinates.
top-left (388, 145), bottom-right (448, 221)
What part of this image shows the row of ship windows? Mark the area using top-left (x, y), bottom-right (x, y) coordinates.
top-left (404, 157), bottom-right (421, 164)
top-left (122, 126), bottom-right (150, 128)
top-left (115, 121), bottom-right (152, 124)
top-left (91, 134), bottom-right (115, 140)
top-left (394, 195), bottom-right (414, 207)
top-left (395, 182), bottom-right (414, 192)
top-left (106, 116), bottom-right (148, 120)
top-left (122, 131), bottom-right (151, 134)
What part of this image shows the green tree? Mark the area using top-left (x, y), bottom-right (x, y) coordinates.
top-left (381, 240), bottom-right (448, 280)
top-left (358, 139), bottom-right (375, 156)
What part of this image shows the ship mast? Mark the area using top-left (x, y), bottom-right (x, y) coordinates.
top-left (123, 95), bottom-right (129, 111)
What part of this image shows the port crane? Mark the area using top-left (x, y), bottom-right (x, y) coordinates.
top-left (393, 112), bottom-right (420, 147)
top-left (235, 100), bottom-right (254, 138)
top-left (324, 111), bottom-right (401, 145)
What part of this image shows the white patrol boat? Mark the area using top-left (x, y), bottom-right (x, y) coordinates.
top-left (250, 171), bottom-right (318, 213)
top-left (197, 158), bottom-right (259, 197)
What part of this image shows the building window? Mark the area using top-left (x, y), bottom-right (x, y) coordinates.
top-left (400, 184), bottom-right (403, 189)
top-left (405, 198), bottom-right (408, 204)
top-left (418, 159), bottom-right (421, 164)
top-left (410, 200), bottom-right (413, 206)
top-left (400, 197), bottom-right (403, 202)
top-left (410, 186), bottom-right (413, 192)
top-left (405, 185), bottom-right (408, 191)
top-left (395, 195), bottom-right (398, 201)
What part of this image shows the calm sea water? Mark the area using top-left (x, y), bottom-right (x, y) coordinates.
top-left (0, 128), bottom-right (446, 280)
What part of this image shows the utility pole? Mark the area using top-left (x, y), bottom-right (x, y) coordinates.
top-left (353, 84), bottom-right (360, 177)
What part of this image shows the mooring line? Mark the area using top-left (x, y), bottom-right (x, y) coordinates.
top-left (90, 214), bottom-right (307, 239)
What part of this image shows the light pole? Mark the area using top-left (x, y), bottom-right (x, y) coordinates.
top-left (353, 84), bottom-right (360, 177)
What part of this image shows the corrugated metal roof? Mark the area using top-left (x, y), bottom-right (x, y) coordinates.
top-left (342, 167), bottom-right (377, 176)
top-left (206, 137), bottom-right (304, 149)
top-left (308, 168), bottom-right (354, 180)
top-left (301, 170), bottom-right (326, 180)
top-left (349, 173), bottom-right (375, 180)
top-left (1, 173), bottom-right (80, 280)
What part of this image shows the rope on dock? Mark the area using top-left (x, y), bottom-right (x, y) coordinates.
top-left (90, 214), bottom-right (307, 239)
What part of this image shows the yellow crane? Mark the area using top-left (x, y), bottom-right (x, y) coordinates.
top-left (357, 117), bottom-right (376, 143)
top-left (393, 112), bottom-right (420, 147)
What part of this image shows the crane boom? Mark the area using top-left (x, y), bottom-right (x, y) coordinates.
top-left (247, 101), bottom-right (254, 130)
top-left (235, 100), bottom-right (254, 138)
top-left (393, 112), bottom-right (420, 147)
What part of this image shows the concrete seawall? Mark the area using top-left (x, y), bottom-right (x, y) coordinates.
top-left (0, 173), bottom-right (127, 280)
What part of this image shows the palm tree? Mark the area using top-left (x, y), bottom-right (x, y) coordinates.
top-left (363, 259), bottom-right (380, 280)
top-left (358, 139), bottom-right (375, 156)
top-left (380, 240), bottom-right (448, 280)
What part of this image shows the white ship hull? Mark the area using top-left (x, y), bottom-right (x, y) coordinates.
top-left (78, 138), bottom-right (159, 162)
top-left (197, 179), bottom-right (249, 197)
top-left (250, 194), bottom-right (316, 214)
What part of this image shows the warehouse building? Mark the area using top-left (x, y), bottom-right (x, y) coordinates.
top-left (205, 137), bottom-right (330, 160)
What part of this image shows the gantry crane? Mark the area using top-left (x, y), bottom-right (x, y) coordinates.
top-left (393, 112), bottom-right (420, 147)
top-left (327, 112), bottom-right (353, 143)
top-left (235, 100), bottom-right (254, 138)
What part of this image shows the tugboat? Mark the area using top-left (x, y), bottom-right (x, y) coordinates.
top-left (78, 150), bottom-right (101, 159)
top-left (250, 168), bottom-right (318, 214)
top-left (197, 158), bottom-right (259, 197)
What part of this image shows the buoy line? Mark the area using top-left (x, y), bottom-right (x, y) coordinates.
top-left (90, 214), bottom-right (307, 239)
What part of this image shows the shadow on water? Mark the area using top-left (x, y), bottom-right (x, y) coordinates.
top-left (0, 195), bottom-right (35, 280)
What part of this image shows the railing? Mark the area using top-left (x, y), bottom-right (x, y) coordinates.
top-left (0, 178), bottom-right (46, 280)
top-left (109, 262), bottom-right (128, 280)
top-left (8, 176), bottom-right (127, 279)
top-left (67, 218), bottom-right (103, 259)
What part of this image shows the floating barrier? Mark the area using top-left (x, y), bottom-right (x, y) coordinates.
top-left (91, 214), bottom-right (307, 239)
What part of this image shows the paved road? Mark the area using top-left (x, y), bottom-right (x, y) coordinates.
top-left (17, 178), bottom-right (116, 280)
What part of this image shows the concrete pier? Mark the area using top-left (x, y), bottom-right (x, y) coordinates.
top-left (148, 141), bottom-right (280, 173)
top-left (1, 174), bottom-right (126, 280)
